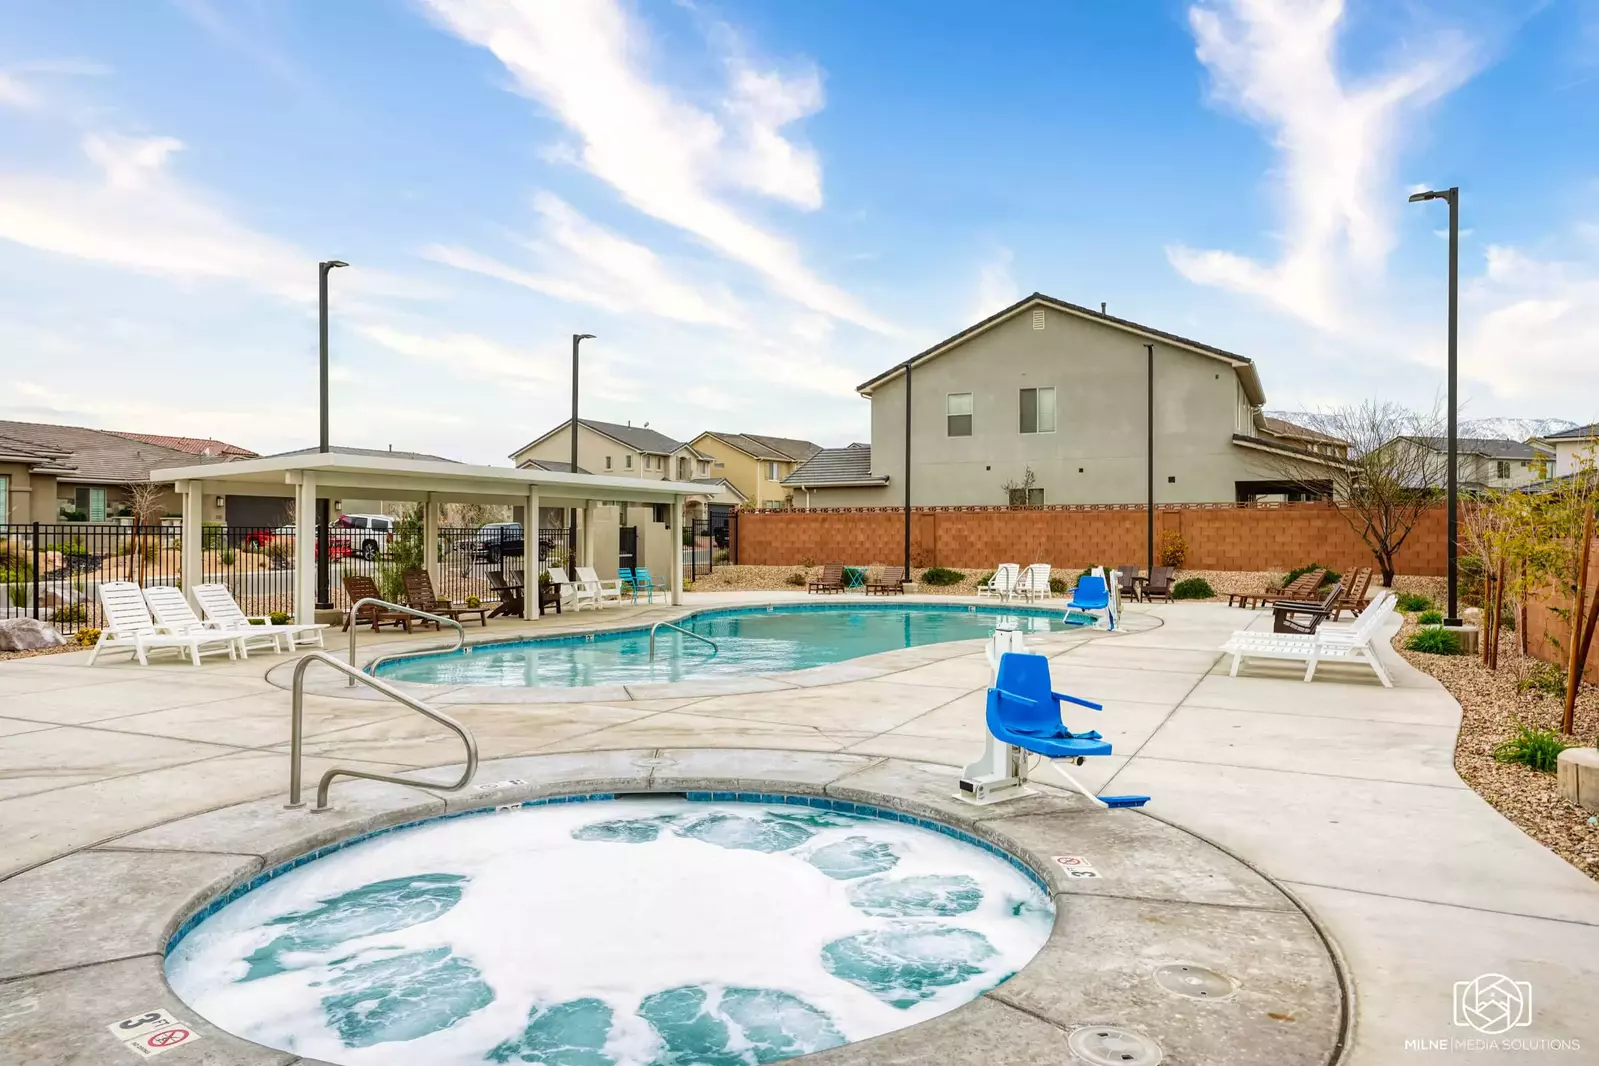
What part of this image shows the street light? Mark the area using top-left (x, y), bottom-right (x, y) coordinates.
top-left (1407, 187), bottom-right (1460, 625)
top-left (570, 333), bottom-right (595, 565)
top-left (316, 260), bottom-right (347, 611)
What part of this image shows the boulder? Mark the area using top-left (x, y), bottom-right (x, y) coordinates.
top-left (0, 617), bottom-right (68, 651)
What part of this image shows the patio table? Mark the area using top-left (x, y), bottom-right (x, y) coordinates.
top-left (842, 566), bottom-right (869, 590)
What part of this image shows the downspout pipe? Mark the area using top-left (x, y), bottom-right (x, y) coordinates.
top-left (903, 362), bottom-right (913, 574)
top-left (1146, 343), bottom-right (1155, 575)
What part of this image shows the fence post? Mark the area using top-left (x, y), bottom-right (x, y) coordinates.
top-left (31, 521), bottom-right (41, 621)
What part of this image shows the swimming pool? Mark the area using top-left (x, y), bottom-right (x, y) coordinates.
top-left (373, 603), bottom-right (1073, 688)
top-left (166, 795), bottom-right (1054, 1066)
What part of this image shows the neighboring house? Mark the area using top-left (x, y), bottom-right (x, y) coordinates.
top-left (511, 419), bottom-right (710, 482)
top-left (1381, 437), bottom-right (1555, 491)
top-left (1538, 423), bottom-right (1599, 477)
top-left (781, 293), bottom-right (1343, 508)
top-left (0, 419), bottom-right (255, 524)
top-left (688, 432), bottom-right (824, 508)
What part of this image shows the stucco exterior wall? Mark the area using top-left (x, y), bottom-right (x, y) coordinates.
top-left (853, 306), bottom-right (1288, 507)
top-left (691, 434), bottom-right (797, 508)
top-left (0, 464), bottom-right (59, 522)
top-left (515, 425), bottom-right (649, 478)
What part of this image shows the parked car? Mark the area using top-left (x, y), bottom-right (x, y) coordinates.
top-left (472, 522), bottom-right (524, 565)
top-left (266, 526), bottom-right (353, 561)
top-left (335, 513), bottom-right (395, 559)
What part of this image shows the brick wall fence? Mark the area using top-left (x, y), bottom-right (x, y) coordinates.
top-left (732, 502), bottom-right (1452, 576)
top-left (1523, 539), bottom-right (1599, 684)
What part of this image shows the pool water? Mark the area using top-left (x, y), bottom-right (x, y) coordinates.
top-left (166, 797), bottom-right (1054, 1066)
top-left (373, 604), bottom-right (1071, 688)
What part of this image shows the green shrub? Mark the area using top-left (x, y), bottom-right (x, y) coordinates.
top-left (1494, 722), bottom-right (1573, 773)
top-left (1517, 662), bottom-right (1566, 699)
top-left (1172, 577), bottom-right (1214, 600)
top-left (785, 572), bottom-right (806, 587)
top-left (1459, 555), bottom-right (1485, 608)
top-left (1395, 592), bottom-right (1432, 613)
top-left (269, 611), bottom-right (290, 625)
top-left (1405, 626), bottom-right (1460, 655)
top-left (1284, 563), bottom-right (1340, 588)
top-left (219, 548), bottom-right (236, 566)
top-left (1049, 575), bottom-right (1067, 595)
top-left (75, 627), bottom-right (101, 646)
top-left (919, 566), bottom-right (963, 587)
top-left (52, 603), bottom-right (88, 626)
top-left (1157, 530), bottom-right (1187, 568)
top-left (1417, 609), bottom-right (1443, 625)
top-left (975, 570), bottom-right (995, 588)
top-left (465, 595), bottom-right (482, 608)
top-left (8, 585), bottom-right (26, 608)
top-left (45, 540), bottom-right (89, 556)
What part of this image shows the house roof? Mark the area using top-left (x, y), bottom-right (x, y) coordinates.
top-left (0, 432), bottom-right (76, 472)
top-left (783, 446), bottom-right (890, 487)
top-left (1261, 416), bottom-right (1346, 446)
top-left (258, 445), bottom-right (462, 464)
top-left (108, 432), bottom-right (257, 458)
top-left (511, 418), bottom-right (687, 459)
top-left (691, 476), bottom-right (748, 501)
top-left (0, 419), bottom-right (209, 483)
top-left (1543, 422), bottom-right (1599, 441)
top-left (697, 432), bottom-right (823, 463)
top-left (1404, 437), bottom-right (1551, 460)
top-left (522, 458), bottom-right (591, 475)
top-left (856, 292), bottom-right (1267, 405)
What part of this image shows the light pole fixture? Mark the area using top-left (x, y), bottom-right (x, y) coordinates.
top-left (316, 260), bottom-right (347, 611)
top-left (1407, 187), bottom-right (1460, 625)
top-left (570, 333), bottom-right (595, 565)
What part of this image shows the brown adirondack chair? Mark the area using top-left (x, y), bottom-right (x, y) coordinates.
top-left (1273, 580), bottom-right (1344, 634)
top-left (809, 563), bottom-right (845, 594)
top-left (341, 573), bottom-right (411, 632)
top-left (486, 569), bottom-right (524, 618)
top-left (1143, 566), bottom-right (1176, 602)
top-left (866, 566), bottom-right (906, 595)
top-left (402, 569), bottom-right (490, 628)
top-left (1115, 566), bottom-right (1143, 602)
top-left (1332, 567), bottom-right (1373, 620)
top-left (1231, 567), bottom-right (1326, 609)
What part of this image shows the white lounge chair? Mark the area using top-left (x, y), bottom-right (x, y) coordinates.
top-left (1017, 563), bottom-right (1053, 601)
top-left (1221, 591), bottom-right (1396, 687)
top-left (575, 566), bottom-right (623, 608)
top-left (546, 566), bottom-right (597, 611)
top-left (88, 581), bottom-right (239, 667)
top-left (978, 563), bottom-right (1020, 600)
top-left (193, 583), bottom-right (327, 654)
top-left (141, 585), bottom-right (254, 658)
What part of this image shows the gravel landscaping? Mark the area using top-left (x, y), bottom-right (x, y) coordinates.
top-left (1395, 617), bottom-right (1599, 881)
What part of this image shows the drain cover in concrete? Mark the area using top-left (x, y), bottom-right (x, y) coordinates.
top-left (1068, 1026), bottom-right (1163, 1065)
top-left (630, 756), bottom-right (676, 768)
top-left (1153, 963), bottom-right (1236, 1000)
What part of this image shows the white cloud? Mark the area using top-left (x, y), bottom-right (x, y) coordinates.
top-left (1166, 0), bottom-right (1476, 329)
top-left (1461, 242), bottom-right (1599, 402)
top-left (968, 247), bottom-right (1020, 323)
top-left (427, 192), bottom-right (745, 328)
top-left (418, 0), bottom-right (896, 335)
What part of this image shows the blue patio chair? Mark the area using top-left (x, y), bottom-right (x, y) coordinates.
top-left (986, 652), bottom-right (1148, 809)
top-left (1065, 572), bottom-right (1115, 630)
top-left (620, 566), bottom-right (659, 604)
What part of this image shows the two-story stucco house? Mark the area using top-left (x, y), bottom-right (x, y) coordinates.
top-left (781, 293), bottom-right (1342, 508)
top-left (688, 432), bottom-right (823, 509)
top-left (511, 418), bottom-right (713, 483)
top-left (1540, 423), bottom-right (1599, 477)
top-left (1381, 436), bottom-right (1555, 491)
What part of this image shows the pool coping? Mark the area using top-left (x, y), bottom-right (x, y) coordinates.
top-left (0, 748), bottom-right (1346, 1066)
top-left (265, 599), bottom-right (1163, 705)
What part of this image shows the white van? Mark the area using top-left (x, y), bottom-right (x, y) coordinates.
top-left (335, 513), bottom-right (395, 559)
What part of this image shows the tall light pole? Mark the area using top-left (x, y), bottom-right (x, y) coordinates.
top-left (1408, 187), bottom-right (1460, 625)
top-left (316, 260), bottom-right (347, 611)
top-left (570, 333), bottom-right (594, 565)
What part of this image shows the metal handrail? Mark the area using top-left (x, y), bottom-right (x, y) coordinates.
top-left (649, 620), bottom-right (717, 659)
top-left (347, 596), bottom-right (465, 685)
top-left (288, 651), bottom-right (478, 812)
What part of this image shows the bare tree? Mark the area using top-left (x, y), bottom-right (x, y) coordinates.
top-left (1256, 401), bottom-right (1444, 587)
top-left (122, 481), bottom-right (169, 585)
top-left (1001, 466), bottom-right (1039, 506)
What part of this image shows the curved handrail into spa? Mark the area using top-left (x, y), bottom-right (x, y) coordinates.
top-left (348, 597), bottom-right (465, 686)
top-left (648, 620), bottom-right (718, 660)
top-left (288, 651), bottom-right (479, 813)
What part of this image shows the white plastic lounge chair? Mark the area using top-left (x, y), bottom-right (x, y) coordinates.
top-left (978, 563), bottom-right (1020, 600)
top-left (1221, 591), bottom-right (1396, 686)
top-left (141, 585), bottom-right (252, 659)
top-left (88, 581), bottom-right (239, 667)
top-left (546, 566), bottom-right (597, 611)
top-left (575, 566), bottom-right (622, 608)
top-left (193, 583), bottom-right (327, 654)
top-left (1017, 563), bottom-right (1053, 601)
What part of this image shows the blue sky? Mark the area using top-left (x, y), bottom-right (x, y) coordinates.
top-left (1, 0), bottom-right (1596, 463)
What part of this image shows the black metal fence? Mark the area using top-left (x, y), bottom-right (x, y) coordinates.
top-left (0, 522), bottom-right (576, 634)
top-left (683, 516), bottom-right (722, 582)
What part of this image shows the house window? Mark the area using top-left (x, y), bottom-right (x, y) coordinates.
top-left (1496, 460), bottom-right (1511, 479)
top-left (1008, 487), bottom-right (1044, 505)
top-left (0, 475), bottom-right (8, 521)
top-left (677, 457), bottom-right (690, 479)
top-left (605, 456), bottom-right (612, 470)
top-left (766, 461), bottom-right (780, 481)
top-left (625, 455), bottom-right (633, 469)
top-left (79, 485), bottom-right (107, 521)
top-left (1020, 387), bottom-right (1056, 434)
top-left (946, 393), bottom-right (973, 437)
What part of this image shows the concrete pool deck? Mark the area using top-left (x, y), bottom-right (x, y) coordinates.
top-left (2, 592), bottom-right (1597, 1063)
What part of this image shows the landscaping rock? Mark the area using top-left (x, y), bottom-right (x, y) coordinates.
top-left (0, 617), bottom-right (67, 651)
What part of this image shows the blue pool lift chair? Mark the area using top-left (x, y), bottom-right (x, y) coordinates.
top-left (985, 652), bottom-right (1149, 809)
top-left (1065, 571), bottom-right (1116, 630)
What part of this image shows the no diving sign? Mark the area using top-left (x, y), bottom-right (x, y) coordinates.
top-left (108, 1010), bottom-right (203, 1058)
top-left (1051, 854), bottom-right (1102, 879)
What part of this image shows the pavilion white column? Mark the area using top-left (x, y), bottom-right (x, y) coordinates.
top-left (670, 495), bottom-right (684, 606)
top-left (294, 474), bottom-right (317, 624)
top-left (423, 492), bottom-right (439, 584)
top-left (179, 480), bottom-right (204, 607)
top-left (582, 501), bottom-right (596, 574)
top-left (524, 487), bottom-right (540, 620)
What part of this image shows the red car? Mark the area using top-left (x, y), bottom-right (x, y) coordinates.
top-left (239, 527), bottom-right (352, 560)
